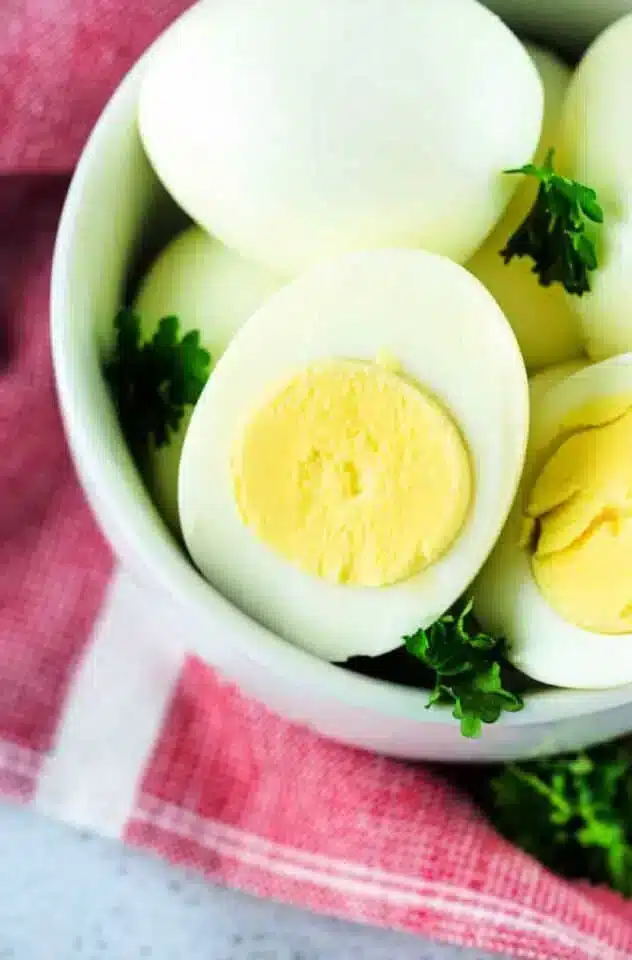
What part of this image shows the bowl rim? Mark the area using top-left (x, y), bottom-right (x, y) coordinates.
top-left (50, 52), bottom-right (632, 732)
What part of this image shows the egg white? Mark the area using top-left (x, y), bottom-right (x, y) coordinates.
top-left (558, 13), bottom-right (632, 360)
top-left (138, 0), bottom-right (543, 274)
top-left (179, 249), bottom-right (529, 662)
top-left (474, 353), bottom-right (632, 689)
top-left (528, 358), bottom-right (587, 409)
top-left (133, 226), bottom-right (285, 535)
top-left (466, 43), bottom-right (583, 372)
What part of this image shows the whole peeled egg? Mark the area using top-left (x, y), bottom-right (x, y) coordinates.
top-left (133, 226), bottom-right (285, 535)
top-left (138, 0), bottom-right (544, 275)
top-left (178, 248), bottom-right (529, 662)
top-left (467, 44), bottom-right (583, 372)
top-left (558, 12), bottom-right (632, 360)
top-left (474, 354), bottom-right (632, 688)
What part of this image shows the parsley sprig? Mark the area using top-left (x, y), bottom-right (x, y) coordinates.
top-left (104, 308), bottom-right (211, 456)
top-left (488, 742), bottom-right (632, 895)
top-left (404, 600), bottom-right (523, 738)
top-left (500, 147), bottom-right (603, 296)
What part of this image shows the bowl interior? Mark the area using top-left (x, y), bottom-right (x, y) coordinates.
top-left (51, 17), bottom-right (632, 739)
top-left (485, 0), bottom-right (632, 55)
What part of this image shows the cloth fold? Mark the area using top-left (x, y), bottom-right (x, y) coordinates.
top-left (3, 3), bottom-right (632, 958)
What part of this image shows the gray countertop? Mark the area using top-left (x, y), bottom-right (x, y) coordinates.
top-left (0, 802), bottom-right (505, 960)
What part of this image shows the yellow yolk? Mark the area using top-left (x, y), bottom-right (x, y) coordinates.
top-left (526, 395), bottom-right (632, 634)
top-left (231, 359), bottom-right (472, 586)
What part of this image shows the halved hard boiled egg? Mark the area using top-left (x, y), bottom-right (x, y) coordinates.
top-left (134, 226), bottom-right (285, 534)
top-left (138, 0), bottom-right (543, 274)
top-left (474, 354), bottom-right (632, 688)
top-left (179, 249), bottom-right (529, 661)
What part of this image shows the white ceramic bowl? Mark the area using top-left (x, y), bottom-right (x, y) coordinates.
top-left (51, 0), bottom-right (632, 762)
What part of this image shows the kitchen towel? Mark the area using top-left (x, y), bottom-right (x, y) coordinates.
top-left (3, 3), bottom-right (632, 959)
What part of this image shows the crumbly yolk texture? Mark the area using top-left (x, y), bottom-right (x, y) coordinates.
top-left (231, 359), bottom-right (472, 586)
top-left (526, 395), bottom-right (632, 634)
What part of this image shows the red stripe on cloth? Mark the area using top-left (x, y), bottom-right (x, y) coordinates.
top-left (127, 819), bottom-right (617, 960)
top-left (0, 769), bottom-right (38, 803)
top-left (0, 740), bottom-right (40, 802)
top-left (131, 658), bottom-right (632, 959)
top-left (0, 0), bottom-right (191, 174)
top-left (0, 176), bottom-right (113, 752)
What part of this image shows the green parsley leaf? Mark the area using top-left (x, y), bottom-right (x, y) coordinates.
top-left (488, 742), bottom-right (632, 894)
top-left (440, 662), bottom-right (523, 739)
top-left (404, 599), bottom-right (524, 739)
top-left (500, 147), bottom-right (603, 296)
top-left (104, 309), bottom-right (211, 456)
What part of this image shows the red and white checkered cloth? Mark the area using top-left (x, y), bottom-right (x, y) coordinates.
top-left (4, 2), bottom-right (632, 957)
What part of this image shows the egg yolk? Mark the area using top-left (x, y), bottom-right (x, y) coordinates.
top-left (525, 395), bottom-right (632, 634)
top-left (231, 359), bottom-right (472, 586)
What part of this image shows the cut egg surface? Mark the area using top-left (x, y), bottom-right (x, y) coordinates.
top-left (474, 353), bottom-right (632, 689)
top-left (179, 249), bottom-right (529, 661)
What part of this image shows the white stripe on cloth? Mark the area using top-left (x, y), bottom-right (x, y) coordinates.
top-left (34, 568), bottom-right (185, 836)
top-left (135, 802), bottom-right (627, 960)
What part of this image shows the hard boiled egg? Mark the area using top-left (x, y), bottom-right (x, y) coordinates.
top-left (474, 354), bottom-right (632, 688)
top-left (139, 0), bottom-right (543, 275)
top-left (528, 358), bottom-right (587, 409)
top-left (467, 44), bottom-right (582, 371)
top-left (559, 13), bottom-right (632, 360)
top-left (134, 226), bottom-right (285, 534)
top-left (179, 249), bottom-right (529, 661)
